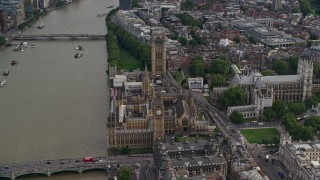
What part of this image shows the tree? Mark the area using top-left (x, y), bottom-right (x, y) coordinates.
top-left (210, 59), bottom-right (230, 75)
top-left (287, 56), bottom-right (299, 74)
top-left (189, 56), bottom-right (205, 77)
top-left (272, 100), bottom-right (286, 118)
top-left (120, 146), bottom-right (131, 155)
top-left (261, 69), bottom-right (273, 76)
top-left (310, 33), bottom-right (319, 40)
top-left (218, 87), bottom-right (245, 109)
top-left (118, 166), bottom-right (132, 180)
top-left (282, 113), bottom-right (314, 141)
top-left (189, 39), bottom-right (198, 46)
top-left (180, 0), bottom-right (196, 10)
top-left (272, 60), bottom-right (288, 75)
top-left (210, 74), bottom-right (226, 88)
top-left (305, 95), bottom-right (319, 109)
top-left (262, 108), bottom-right (276, 121)
top-left (314, 63), bottom-right (320, 79)
top-left (0, 36), bottom-right (6, 46)
top-left (234, 37), bottom-right (240, 44)
top-left (304, 116), bottom-right (320, 132)
top-left (307, 41), bottom-right (314, 47)
top-left (229, 111), bottom-right (244, 124)
top-left (178, 36), bottom-right (188, 46)
top-left (300, 0), bottom-right (314, 15)
top-left (288, 103), bottom-right (307, 116)
top-left (181, 79), bottom-right (188, 87)
top-left (132, 0), bottom-right (142, 8)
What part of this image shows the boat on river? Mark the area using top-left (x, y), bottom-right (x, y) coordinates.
top-left (2, 69), bottom-right (9, 76)
top-left (37, 23), bottom-right (45, 29)
top-left (74, 53), bottom-right (83, 58)
top-left (75, 45), bottom-right (84, 50)
top-left (107, 5), bottom-right (114, 8)
top-left (30, 44), bottom-right (38, 48)
top-left (13, 42), bottom-right (28, 52)
top-left (11, 60), bottom-right (18, 65)
top-left (0, 79), bottom-right (6, 87)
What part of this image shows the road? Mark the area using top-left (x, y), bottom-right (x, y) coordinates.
top-left (246, 144), bottom-right (287, 180)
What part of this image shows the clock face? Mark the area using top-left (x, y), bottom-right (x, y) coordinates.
top-left (156, 109), bottom-right (162, 116)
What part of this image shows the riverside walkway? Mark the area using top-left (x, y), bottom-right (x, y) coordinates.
top-left (11, 34), bottom-right (106, 41)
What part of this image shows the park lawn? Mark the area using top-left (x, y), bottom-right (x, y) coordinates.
top-left (240, 128), bottom-right (280, 144)
top-left (119, 46), bottom-right (142, 71)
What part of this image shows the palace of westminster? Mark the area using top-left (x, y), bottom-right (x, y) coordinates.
top-left (107, 30), bottom-right (214, 149)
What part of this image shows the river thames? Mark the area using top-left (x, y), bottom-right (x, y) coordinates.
top-left (0, 0), bottom-right (116, 179)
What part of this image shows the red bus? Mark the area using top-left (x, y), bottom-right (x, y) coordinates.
top-left (83, 157), bottom-right (94, 162)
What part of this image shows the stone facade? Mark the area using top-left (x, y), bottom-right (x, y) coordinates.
top-left (279, 134), bottom-right (320, 180)
top-left (153, 139), bottom-right (227, 179)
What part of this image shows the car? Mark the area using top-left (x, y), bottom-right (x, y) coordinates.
top-left (83, 157), bottom-right (94, 162)
top-left (46, 161), bottom-right (51, 164)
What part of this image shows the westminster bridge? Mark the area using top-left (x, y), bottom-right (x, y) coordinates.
top-left (10, 34), bottom-right (106, 41)
top-left (0, 155), bottom-right (153, 180)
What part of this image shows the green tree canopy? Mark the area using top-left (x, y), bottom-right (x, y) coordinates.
top-left (304, 116), bottom-right (320, 132)
top-left (272, 100), bottom-right (287, 118)
top-left (288, 103), bottom-right (307, 116)
top-left (120, 146), bottom-right (131, 155)
top-left (282, 113), bottom-right (314, 141)
top-left (300, 0), bottom-right (314, 15)
top-left (310, 33), bottom-right (319, 40)
top-left (210, 56), bottom-right (230, 75)
top-left (313, 63), bottom-right (320, 79)
top-left (180, 0), bottom-right (196, 10)
top-left (261, 69), bottom-right (273, 76)
top-left (189, 56), bottom-right (205, 77)
top-left (176, 14), bottom-right (204, 28)
top-left (0, 36), bottom-right (6, 46)
top-left (287, 56), bottom-right (299, 74)
top-left (218, 87), bottom-right (245, 109)
top-left (305, 95), bottom-right (319, 109)
top-left (178, 36), bottom-right (188, 46)
top-left (118, 166), bottom-right (132, 180)
top-left (307, 41), bottom-right (314, 47)
top-left (229, 111), bottom-right (244, 124)
top-left (210, 74), bottom-right (226, 88)
top-left (272, 60), bottom-right (288, 75)
top-left (262, 108), bottom-right (276, 121)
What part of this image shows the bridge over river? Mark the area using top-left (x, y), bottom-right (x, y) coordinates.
top-left (11, 34), bottom-right (106, 41)
top-left (0, 155), bottom-right (153, 180)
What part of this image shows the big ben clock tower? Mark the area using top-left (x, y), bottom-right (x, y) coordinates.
top-left (153, 91), bottom-right (165, 143)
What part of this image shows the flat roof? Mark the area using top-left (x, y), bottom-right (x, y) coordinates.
top-left (293, 144), bottom-right (313, 150)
